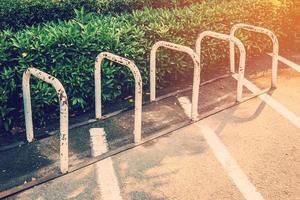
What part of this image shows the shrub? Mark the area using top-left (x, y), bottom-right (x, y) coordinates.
top-left (0, 0), bottom-right (98, 30)
top-left (0, 0), bottom-right (208, 31)
top-left (0, 0), bottom-right (297, 136)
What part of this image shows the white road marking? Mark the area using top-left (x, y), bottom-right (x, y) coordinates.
top-left (177, 97), bottom-right (265, 200)
top-left (268, 53), bottom-right (300, 72)
top-left (90, 128), bottom-right (123, 200)
top-left (198, 124), bottom-right (265, 200)
top-left (232, 74), bottom-right (300, 129)
top-left (177, 96), bottom-right (192, 118)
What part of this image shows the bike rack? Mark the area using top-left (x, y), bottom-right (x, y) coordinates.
top-left (150, 41), bottom-right (201, 121)
top-left (230, 23), bottom-right (279, 88)
top-left (95, 52), bottom-right (143, 144)
top-left (196, 31), bottom-right (246, 102)
top-left (4, 26), bottom-right (288, 199)
top-left (22, 67), bottom-right (69, 174)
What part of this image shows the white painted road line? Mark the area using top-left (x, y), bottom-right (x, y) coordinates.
top-left (232, 74), bottom-right (300, 129)
top-left (267, 53), bottom-right (300, 72)
top-left (198, 124), bottom-right (265, 200)
top-left (177, 97), bottom-right (265, 200)
top-left (90, 128), bottom-right (123, 200)
top-left (177, 96), bottom-right (192, 118)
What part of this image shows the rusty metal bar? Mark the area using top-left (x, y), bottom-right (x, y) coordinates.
top-left (196, 31), bottom-right (246, 102)
top-left (150, 41), bottom-right (201, 121)
top-left (95, 52), bottom-right (143, 143)
top-left (22, 67), bottom-right (69, 173)
top-left (230, 23), bottom-right (279, 88)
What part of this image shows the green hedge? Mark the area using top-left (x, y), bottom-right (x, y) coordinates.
top-left (0, 0), bottom-right (206, 31)
top-left (0, 0), bottom-right (96, 30)
top-left (0, 0), bottom-right (296, 135)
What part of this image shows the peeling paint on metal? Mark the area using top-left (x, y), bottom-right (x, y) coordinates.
top-left (230, 23), bottom-right (279, 88)
top-left (22, 67), bottom-right (69, 174)
top-left (150, 41), bottom-right (201, 121)
top-left (95, 52), bottom-right (143, 144)
top-left (196, 31), bottom-right (246, 102)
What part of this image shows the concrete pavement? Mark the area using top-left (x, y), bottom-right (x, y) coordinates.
top-left (6, 53), bottom-right (300, 199)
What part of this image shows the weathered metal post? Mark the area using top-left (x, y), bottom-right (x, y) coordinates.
top-left (95, 52), bottom-right (143, 144)
top-left (230, 23), bottom-right (279, 88)
top-left (196, 31), bottom-right (246, 102)
top-left (22, 67), bottom-right (69, 173)
top-left (150, 41), bottom-right (201, 121)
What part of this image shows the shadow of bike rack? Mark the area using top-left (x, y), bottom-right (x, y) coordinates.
top-left (22, 67), bottom-right (69, 174)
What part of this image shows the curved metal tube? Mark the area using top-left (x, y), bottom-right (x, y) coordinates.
top-left (22, 67), bottom-right (69, 173)
top-left (196, 31), bottom-right (246, 102)
top-left (95, 52), bottom-right (143, 143)
top-left (230, 23), bottom-right (279, 88)
top-left (150, 41), bottom-right (201, 121)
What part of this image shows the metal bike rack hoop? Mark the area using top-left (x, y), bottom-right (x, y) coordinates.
top-left (150, 41), bottom-right (201, 121)
top-left (22, 67), bottom-right (69, 174)
top-left (230, 23), bottom-right (279, 88)
top-left (196, 31), bottom-right (246, 102)
top-left (95, 52), bottom-right (143, 144)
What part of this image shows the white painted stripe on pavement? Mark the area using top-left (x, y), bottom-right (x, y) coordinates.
top-left (90, 128), bottom-right (123, 200)
top-left (268, 53), bottom-right (300, 72)
top-left (177, 96), bottom-right (192, 118)
top-left (177, 97), bottom-right (265, 200)
top-left (232, 74), bottom-right (300, 129)
top-left (198, 124), bottom-right (265, 200)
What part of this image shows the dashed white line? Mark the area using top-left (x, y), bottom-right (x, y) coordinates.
top-left (232, 74), bottom-right (300, 129)
top-left (177, 96), bottom-right (265, 200)
top-left (198, 124), bottom-right (265, 200)
top-left (177, 96), bottom-right (192, 118)
top-left (268, 53), bottom-right (300, 72)
top-left (90, 128), bottom-right (123, 200)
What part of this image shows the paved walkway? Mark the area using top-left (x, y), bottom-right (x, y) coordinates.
top-left (4, 53), bottom-right (300, 199)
